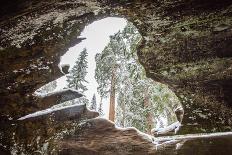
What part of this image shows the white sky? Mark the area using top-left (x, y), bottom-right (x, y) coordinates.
top-left (56, 17), bottom-right (127, 118)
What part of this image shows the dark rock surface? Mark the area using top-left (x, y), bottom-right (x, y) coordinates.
top-left (1, 103), bottom-right (98, 154)
top-left (58, 118), bottom-right (157, 155)
top-left (60, 64), bottom-right (70, 74)
top-left (35, 89), bottom-right (83, 109)
top-left (1, 0), bottom-right (232, 154)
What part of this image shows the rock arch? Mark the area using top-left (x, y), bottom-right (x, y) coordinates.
top-left (1, 0), bottom-right (232, 154)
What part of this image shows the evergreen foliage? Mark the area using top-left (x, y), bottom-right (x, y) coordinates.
top-left (90, 94), bottom-right (97, 111)
top-left (67, 48), bottom-right (88, 93)
top-left (95, 22), bottom-right (182, 133)
top-left (98, 97), bottom-right (104, 116)
top-left (66, 48), bottom-right (89, 105)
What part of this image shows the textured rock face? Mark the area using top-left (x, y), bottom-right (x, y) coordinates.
top-left (115, 0), bottom-right (232, 132)
top-left (126, 0), bottom-right (232, 133)
top-left (3, 107), bottom-right (98, 154)
top-left (1, 0), bottom-right (232, 154)
top-left (58, 118), bottom-right (157, 155)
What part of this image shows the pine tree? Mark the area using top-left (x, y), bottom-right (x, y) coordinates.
top-left (66, 48), bottom-right (88, 93)
top-left (90, 94), bottom-right (97, 111)
top-left (66, 48), bottom-right (89, 105)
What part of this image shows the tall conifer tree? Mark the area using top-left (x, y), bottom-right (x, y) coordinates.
top-left (66, 48), bottom-right (89, 105)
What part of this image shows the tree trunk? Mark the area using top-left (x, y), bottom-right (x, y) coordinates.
top-left (144, 87), bottom-right (153, 135)
top-left (121, 99), bottom-right (125, 127)
top-left (109, 67), bottom-right (116, 122)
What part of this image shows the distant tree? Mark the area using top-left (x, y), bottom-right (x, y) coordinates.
top-left (90, 94), bottom-right (97, 111)
top-left (98, 97), bottom-right (104, 116)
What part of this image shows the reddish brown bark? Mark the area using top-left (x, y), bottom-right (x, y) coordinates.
top-left (121, 100), bottom-right (125, 127)
top-left (109, 67), bottom-right (116, 122)
top-left (144, 87), bottom-right (153, 135)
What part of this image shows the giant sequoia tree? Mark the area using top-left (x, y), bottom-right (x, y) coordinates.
top-left (95, 22), bottom-right (181, 133)
top-left (95, 31), bottom-right (128, 122)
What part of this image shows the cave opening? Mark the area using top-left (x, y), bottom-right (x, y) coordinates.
top-left (1, 0), bottom-right (232, 154)
top-left (24, 17), bottom-right (183, 136)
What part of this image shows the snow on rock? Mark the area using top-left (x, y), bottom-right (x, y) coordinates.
top-left (151, 121), bottom-right (181, 136)
top-left (56, 118), bottom-right (188, 154)
top-left (18, 103), bottom-right (99, 121)
top-left (35, 87), bottom-right (82, 98)
top-left (155, 131), bottom-right (232, 143)
top-left (155, 139), bottom-right (182, 151)
top-left (34, 88), bottom-right (83, 109)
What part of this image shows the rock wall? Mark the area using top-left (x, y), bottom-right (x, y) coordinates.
top-left (1, 0), bottom-right (232, 154)
top-left (118, 0), bottom-right (232, 133)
